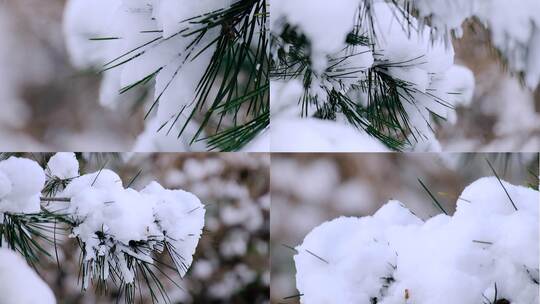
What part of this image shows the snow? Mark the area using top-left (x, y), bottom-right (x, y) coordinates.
top-left (0, 249), bottom-right (56, 304)
top-left (271, 0), bottom-right (540, 152)
top-left (271, 0), bottom-right (476, 151)
top-left (271, 118), bottom-right (390, 152)
top-left (0, 154), bottom-right (268, 302)
top-left (142, 181), bottom-right (206, 275)
top-left (294, 177), bottom-right (539, 304)
top-left (0, 157), bottom-right (45, 215)
top-left (58, 167), bottom-right (205, 282)
top-left (63, 0), bottom-right (122, 69)
top-left (411, 0), bottom-right (540, 89)
top-left (272, 0), bottom-right (361, 72)
top-left (58, 165), bottom-right (205, 283)
top-left (241, 129), bottom-right (270, 152)
top-left (63, 0), bottom-right (242, 151)
top-left (0, 172), bottom-right (12, 199)
top-left (269, 80), bottom-right (390, 152)
top-left (47, 152), bottom-right (79, 179)
top-left (132, 117), bottom-right (207, 152)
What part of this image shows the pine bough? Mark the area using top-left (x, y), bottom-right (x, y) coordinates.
top-left (0, 153), bottom-right (205, 303)
top-left (64, 0), bottom-right (269, 152)
top-left (270, 0), bottom-right (540, 151)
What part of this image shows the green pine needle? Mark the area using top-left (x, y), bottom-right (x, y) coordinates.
top-left (417, 178), bottom-right (448, 215)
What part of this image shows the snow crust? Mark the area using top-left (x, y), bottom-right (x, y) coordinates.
top-left (294, 177), bottom-right (539, 304)
top-left (0, 157), bottom-right (45, 215)
top-left (0, 249), bottom-right (56, 304)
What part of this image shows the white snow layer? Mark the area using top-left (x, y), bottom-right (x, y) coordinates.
top-left (271, 118), bottom-right (389, 152)
top-left (271, 1), bottom-right (475, 151)
top-left (63, 0), bottom-right (244, 151)
top-left (0, 157), bottom-right (45, 215)
top-left (294, 177), bottom-right (539, 304)
top-left (269, 80), bottom-right (388, 152)
top-left (60, 167), bottom-right (205, 283)
top-left (0, 249), bottom-right (56, 304)
top-left (47, 152), bottom-right (79, 179)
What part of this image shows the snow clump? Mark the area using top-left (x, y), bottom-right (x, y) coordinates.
top-left (58, 166), bottom-right (206, 286)
top-left (47, 152), bottom-right (80, 180)
top-left (294, 177), bottom-right (539, 304)
top-left (0, 157), bottom-right (46, 215)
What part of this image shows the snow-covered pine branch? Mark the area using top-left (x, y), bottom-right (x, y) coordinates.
top-left (270, 0), bottom-right (539, 152)
top-left (293, 177), bottom-right (539, 304)
top-left (64, 0), bottom-right (269, 152)
top-left (0, 153), bottom-right (205, 303)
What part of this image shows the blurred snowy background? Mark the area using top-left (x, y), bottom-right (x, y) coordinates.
top-left (0, 1), bottom-right (537, 151)
top-left (270, 153), bottom-right (539, 303)
top-left (439, 21), bottom-right (540, 151)
top-left (0, 0), bottom-right (144, 151)
top-left (8, 152), bottom-right (269, 303)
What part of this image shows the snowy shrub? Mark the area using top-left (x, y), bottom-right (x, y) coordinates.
top-left (294, 177), bottom-right (539, 304)
top-left (63, 0), bottom-right (269, 152)
top-left (270, 0), bottom-right (539, 152)
top-left (0, 153), bottom-right (205, 302)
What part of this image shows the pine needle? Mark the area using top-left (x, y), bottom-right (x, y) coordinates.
top-left (485, 158), bottom-right (518, 211)
top-left (417, 178), bottom-right (448, 215)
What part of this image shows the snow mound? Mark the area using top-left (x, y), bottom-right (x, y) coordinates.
top-left (63, 0), bottom-right (240, 151)
top-left (271, 118), bottom-right (390, 152)
top-left (0, 157), bottom-right (45, 214)
top-left (0, 249), bottom-right (56, 304)
top-left (294, 177), bottom-right (539, 304)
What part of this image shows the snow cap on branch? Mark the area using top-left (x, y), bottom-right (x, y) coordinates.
top-left (47, 152), bottom-right (79, 179)
top-left (60, 167), bottom-right (205, 283)
top-left (0, 157), bottom-right (45, 214)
